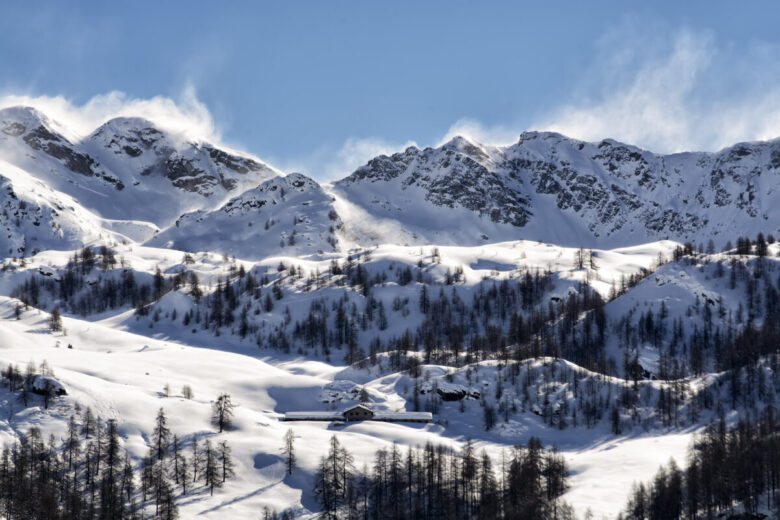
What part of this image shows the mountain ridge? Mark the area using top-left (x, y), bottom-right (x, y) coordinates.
top-left (1, 104), bottom-right (779, 258)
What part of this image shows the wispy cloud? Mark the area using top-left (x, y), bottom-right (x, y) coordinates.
top-left (437, 119), bottom-right (519, 147)
top-left (9, 23), bottom-right (780, 183)
top-left (279, 136), bottom-right (417, 181)
top-left (537, 26), bottom-right (780, 153)
top-left (0, 85), bottom-right (219, 143)
top-left (0, 85), bottom-right (414, 180)
top-left (439, 25), bottom-right (780, 154)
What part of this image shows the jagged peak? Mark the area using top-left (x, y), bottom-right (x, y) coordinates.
top-left (256, 172), bottom-right (322, 194)
top-left (282, 171), bottom-right (319, 187)
top-left (442, 134), bottom-right (477, 148)
top-left (223, 173), bottom-right (323, 205)
top-left (0, 105), bottom-right (73, 140)
top-left (440, 134), bottom-right (489, 154)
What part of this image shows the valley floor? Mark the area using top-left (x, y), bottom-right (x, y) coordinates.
top-left (0, 296), bottom-right (697, 519)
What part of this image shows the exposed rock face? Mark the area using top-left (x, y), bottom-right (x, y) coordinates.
top-left (0, 164), bottom-right (117, 256)
top-left (1, 104), bottom-right (780, 255)
top-left (88, 117), bottom-right (275, 198)
top-left (335, 132), bottom-right (780, 247)
top-left (426, 381), bottom-right (481, 401)
top-left (0, 108), bottom-right (125, 190)
top-left (31, 374), bottom-right (67, 396)
top-left (340, 136), bottom-right (531, 228)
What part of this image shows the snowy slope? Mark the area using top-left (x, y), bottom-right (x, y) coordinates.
top-left (1, 104), bottom-right (779, 519)
top-left (147, 173), bottom-right (342, 260)
top-left (0, 158), bottom-right (157, 256)
top-left (602, 247), bottom-right (780, 377)
top-left (0, 238), bottom-right (777, 518)
top-left (0, 298), bottom-right (697, 519)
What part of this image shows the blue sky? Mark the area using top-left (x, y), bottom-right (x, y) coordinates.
top-left (3, 1), bottom-right (780, 179)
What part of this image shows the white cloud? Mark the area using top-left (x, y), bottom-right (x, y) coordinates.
top-left (10, 23), bottom-right (780, 183)
top-left (434, 27), bottom-right (780, 154)
top-left (437, 119), bottom-right (519, 148)
top-left (536, 28), bottom-right (780, 153)
top-left (280, 136), bottom-right (417, 181)
top-left (327, 137), bottom-right (417, 177)
top-left (0, 85), bottom-right (219, 143)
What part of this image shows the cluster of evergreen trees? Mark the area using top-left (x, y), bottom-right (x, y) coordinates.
top-left (2, 359), bottom-right (62, 409)
top-left (313, 435), bottom-right (571, 520)
top-left (617, 251), bottom-right (780, 381)
top-left (0, 394), bottom-right (234, 519)
top-left (6, 242), bottom-right (653, 381)
top-left (9, 237), bottom-right (780, 439)
top-left (11, 246), bottom-right (161, 317)
top-left (619, 407), bottom-right (780, 520)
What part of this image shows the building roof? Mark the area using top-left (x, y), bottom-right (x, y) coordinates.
top-left (282, 405), bottom-right (432, 422)
top-left (343, 404), bottom-right (373, 414)
top-left (283, 411), bottom-right (342, 421)
top-left (373, 412), bottom-right (433, 421)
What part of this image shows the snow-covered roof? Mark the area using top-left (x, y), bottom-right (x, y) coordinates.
top-left (283, 411), bottom-right (342, 421)
top-left (343, 404), bottom-right (373, 414)
top-left (282, 407), bottom-right (431, 422)
top-left (373, 412), bottom-right (432, 422)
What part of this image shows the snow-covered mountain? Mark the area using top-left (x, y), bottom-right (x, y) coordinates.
top-left (334, 133), bottom-right (780, 248)
top-left (3, 105), bottom-right (780, 257)
top-left (0, 106), bottom-right (279, 229)
top-left (1, 105), bottom-right (779, 519)
top-left (147, 173), bottom-right (342, 259)
top-left (0, 157), bottom-right (158, 256)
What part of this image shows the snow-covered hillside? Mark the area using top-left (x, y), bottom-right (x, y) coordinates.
top-left (0, 296), bottom-right (704, 518)
top-left (147, 173), bottom-right (341, 260)
top-left (0, 158), bottom-right (157, 256)
top-left (0, 104), bottom-right (779, 519)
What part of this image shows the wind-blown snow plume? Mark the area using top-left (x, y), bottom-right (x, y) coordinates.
top-left (280, 136), bottom-right (417, 181)
top-left (435, 26), bottom-right (780, 154)
top-left (0, 85), bottom-right (218, 143)
top-left (538, 26), bottom-right (780, 153)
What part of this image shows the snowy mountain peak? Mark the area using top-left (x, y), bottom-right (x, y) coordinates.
top-left (0, 105), bottom-right (53, 132)
top-left (334, 131), bottom-right (780, 248)
top-left (440, 134), bottom-right (489, 156)
top-left (146, 172), bottom-right (342, 259)
top-left (0, 105), bottom-right (283, 231)
top-left (87, 117), bottom-right (174, 170)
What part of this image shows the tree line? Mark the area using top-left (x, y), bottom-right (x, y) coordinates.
top-left (619, 407), bottom-right (780, 520)
top-left (313, 435), bottom-right (571, 520)
top-left (0, 360), bottom-right (237, 520)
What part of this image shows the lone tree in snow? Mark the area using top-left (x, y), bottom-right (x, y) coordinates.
top-left (204, 439), bottom-right (220, 495)
top-left (152, 407), bottom-right (171, 461)
top-left (574, 248), bottom-right (585, 270)
top-left (212, 393), bottom-right (235, 433)
top-left (282, 428), bottom-right (296, 475)
top-left (219, 440), bottom-right (235, 483)
top-left (588, 249), bottom-right (599, 271)
top-left (49, 306), bottom-right (62, 332)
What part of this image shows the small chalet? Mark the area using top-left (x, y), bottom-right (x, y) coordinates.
top-left (343, 404), bottom-right (374, 421)
top-left (283, 404), bottom-right (431, 423)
